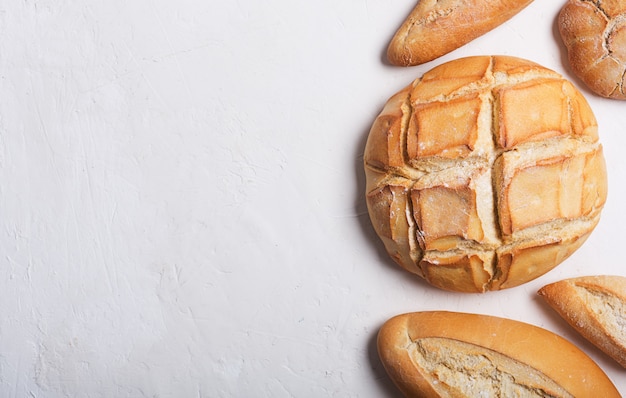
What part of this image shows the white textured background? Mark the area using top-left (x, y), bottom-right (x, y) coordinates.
top-left (1, 1), bottom-right (625, 397)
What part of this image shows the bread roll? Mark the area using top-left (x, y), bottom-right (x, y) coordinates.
top-left (377, 311), bottom-right (621, 397)
top-left (387, 0), bottom-right (534, 66)
top-left (558, 0), bottom-right (626, 100)
top-left (364, 56), bottom-right (607, 293)
top-left (538, 275), bottom-right (626, 368)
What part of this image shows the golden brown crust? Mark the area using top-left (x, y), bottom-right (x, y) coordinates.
top-left (378, 311), bottom-right (621, 397)
top-left (538, 275), bottom-right (626, 367)
top-left (558, 0), bottom-right (626, 100)
top-left (364, 56), bottom-right (607, 293)
top-left (387, 0), bottom-right (535, 66)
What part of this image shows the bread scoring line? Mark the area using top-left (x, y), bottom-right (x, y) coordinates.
top-left (364, 138), bottom-right (602, 191)
top-left (365, 57), bottom-right (602, 188)
top-left (580, 0), bottom-right (619, 20)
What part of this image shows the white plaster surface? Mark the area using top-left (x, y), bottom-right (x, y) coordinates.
top-left (0, 1), bottom-right (625, 397)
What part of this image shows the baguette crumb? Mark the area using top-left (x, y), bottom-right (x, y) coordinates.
top-left (378, 312), bottom-right (620, 397)
top-left (411, 338), bottom-right (573, 398)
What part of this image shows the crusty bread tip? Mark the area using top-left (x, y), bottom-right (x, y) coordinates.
top-left (387, 0), bottom-right (535, 66)
top-left (377, 311), bottom-right (620, 397)
top-left (539, 275), bottom-right (626, 368)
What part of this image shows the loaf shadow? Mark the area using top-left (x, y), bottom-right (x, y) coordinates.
top-left (367, 323), bottom-right (404, 397)
top-left (379, 1), bottom-right (423, 68)
top-left (551, 9), bottom-right (569, 73)
top-left (354, 120), bottom-right (390, 265)
top-left (380, 39), bottom-right (393, 67)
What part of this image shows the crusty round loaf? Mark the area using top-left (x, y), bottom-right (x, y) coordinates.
top-left (559, 0), bottom-right (626, 100)
top-left (364, 55), bottom-right (607, 293)
top-left (378, 311), bottom-right (621, 397)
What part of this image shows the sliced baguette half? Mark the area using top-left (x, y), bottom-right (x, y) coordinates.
top-left (377, 311), bottom-right (620, 397)
top-left (538, 275), bottom-right (626, 368)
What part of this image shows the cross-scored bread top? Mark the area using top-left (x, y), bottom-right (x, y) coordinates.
top-left (364, 56), bottom-right (607, 293)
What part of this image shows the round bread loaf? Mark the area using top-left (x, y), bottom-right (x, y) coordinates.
top-left (559, 0), bottom-right (626, 100)
top-left (364, 55), bottom-right (607, 293)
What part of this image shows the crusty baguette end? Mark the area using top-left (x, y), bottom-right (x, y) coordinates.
top-left (539, 275), bottom-right (626, 368)
top-left (387, 0), bottom-right (535, 66)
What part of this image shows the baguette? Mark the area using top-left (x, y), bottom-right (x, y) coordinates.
top-left (538, 275), bottom-right (626, 368)
top-left (387, 0), bottom-right (534, 66)
top-left (377, 311), bottom-right (620, 397)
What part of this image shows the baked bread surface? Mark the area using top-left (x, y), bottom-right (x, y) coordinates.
top-left (559, 0), bottom-right (626, 99)
top-left (539, 275), bottom-right (626, 367)
top-left (377, 311), bottom-right (621, 397)
top-left (364, 55), bottom-right (607, 293)
top-left (387, 0), bottom-right (534, 66)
